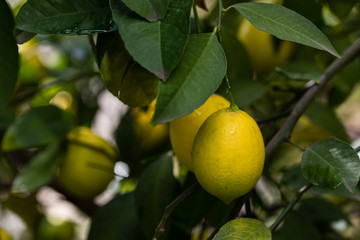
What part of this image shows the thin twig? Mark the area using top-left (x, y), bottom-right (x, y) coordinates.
top-left (265, 39), bottom-right (360, 161)
top-left (355, 145), bottom-right (360, 153)
top-left (153, 182), bottom-right (200, 240)
top-left (193, 1), bottom-right (202, 34)
top-left (269, 183), bottom-right (313, 232)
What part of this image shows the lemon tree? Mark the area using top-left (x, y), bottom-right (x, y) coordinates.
top-left (2, 0), bottom-right (360, 240)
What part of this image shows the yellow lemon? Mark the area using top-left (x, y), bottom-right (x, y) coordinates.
top-left (169, 95), bottom-right (230, 171)
top-left (131, 100), bottom-right (169, 152)
top-left (192, 108), bottom-right (265, 204)
top-left (237, 19), bottom-right (293, 73)
top-left (0, 228), bottom-right (13, 240)
top-left (57, 127), bottom-right (117, 199)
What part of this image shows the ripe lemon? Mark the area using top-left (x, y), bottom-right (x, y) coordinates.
top-left (237, 19), bottom-right (293, 73)
top-left (192, 108), bottom-right (265, 204)
top-left (169, 95), bottom-right (230, 171)
top-left (131, 100), bottom-right (169, 152)
top-left (57, 127), bottom-right (117, 199)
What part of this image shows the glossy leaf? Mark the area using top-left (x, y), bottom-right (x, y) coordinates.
top-left (301, 138), bottom-right (360, 192)
top-left (96, 32), bottom-right (158, 107)
top-left (15, 0), bottom-right (116, 35)
top-left (88, 193), bottom-right (146, 240)
top-left (231, 2), bottom-right (340, 57)
top-left (122, 0), bottom-right (168, 22)
top-left (135, 152), bottom-right (180, 238)
top-left (1, 106), bottom-right (75, 151)
top-left (12, 143), bottom-right (63, 193)
top-left (110, 0), bottom-right (192, 80)
top-left (152, 33), bottom-right (227, 124)
top-left (305, 102), bottom-right (349, 142)
top-left (213, 218), bottom-right (271, 240)
top-left (0, 0), bottom-right (19, 112)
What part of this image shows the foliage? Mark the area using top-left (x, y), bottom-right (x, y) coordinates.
top-left (1, 0), bottom-right (360, 239)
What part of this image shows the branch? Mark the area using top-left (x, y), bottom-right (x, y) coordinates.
top-left (265, 39), bottom-right (360, 161)
top-left (269, 183), bottom-right (313, 232)
top-left (153, 182), bottom-right (200, 240)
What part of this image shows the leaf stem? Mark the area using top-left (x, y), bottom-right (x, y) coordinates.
top-left (355, 145), bottom-right (360, 153)
top-left (286, 140), bottom-right (305, 152)
top-left (193, 1), bottom-right (202, 34)
top-left (153, 182), bottom-right (200, 240)
top-left (270, 183), bottom-right (313, 232)
top-left (265, 38), bottom-right (360, 162)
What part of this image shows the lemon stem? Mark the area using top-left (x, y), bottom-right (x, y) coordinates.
top-left (225, 76), bottom-right (239, 111)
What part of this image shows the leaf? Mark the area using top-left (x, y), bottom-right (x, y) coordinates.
top-left (0, 0), bottom-right (19, 112)
top-left (88, 193), bottom-right (146, 240)
top-left (324, 0), bottom-right (357, 20)
top-left (122, 0), bottom-right (168, 22)
top-left (96, 32), bottom-right (158, 107)
top-left (135, 152), bottom-right (180, 238)
top-left (213, 218), bottom-right (271, 240)
top-left (12, 143), bottom-right (63, 193)
top-left (15, 0), bottom-right (116, 35)
top-left (195, 0), bottom-right (207, 10)
top-left (231, 2), bottom-right (340, 57)
top-left (152, 33), bottom-right (227, 124)
top-left (305, 102), bottom-right (349, 142)
top-left (110, 0), bottom-right (192, 80)
top-left (1, 106), bottom-right (75, 151)
top-left (301, 138), bottom-right (360, 192)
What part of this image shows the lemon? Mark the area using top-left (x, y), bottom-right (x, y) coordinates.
top-left (237, 19), bottom-right (293, 73)
top-left (0, 228), bottom-right (13, 240)
top-left (169, 95), bottom-right (230, 171)
top-left (192, 108), bottom-right (265, 204)
top-left (57, 127), bottom-right (117, 199)
top-left (131, 100), bottom-right (169, 152)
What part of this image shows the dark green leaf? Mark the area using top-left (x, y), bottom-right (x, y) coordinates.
top-left (305, 102), bottom-right (349, 142)
top-left (135, 152), bottom-right (180, 238)
top-left (273, 212), bottom-right (322, 240)
top-left (15, 0), bottom-right (116, 35)
top-left (110, 0), bottom-right (192, 80)
top-left (283, 0), bottom-right (323, 27)
top-left (1, 106), bottom-right (75, 151)
top-left (122, 0), bottom-right (168, 22)
top-left (12, 143), bottom-right (63, 193)
top-left (213, 218), bottom-right (271, 240)
top-left (97, 32), bottom-right (158, 107)
top-left (324, 0), bottom-right (357, 20)
top-left (231, 2), bottom-right (340, 57)
top-left (152, 33), bottom-right (227, 124)
top-left (88, 193), bottom-right (146, 240)
top-left (0, 0), bottom-right (19, 112)
top-left (301, 138), bottom-right (360, 192)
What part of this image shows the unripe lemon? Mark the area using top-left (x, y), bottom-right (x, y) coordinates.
top-left (131, 100), bottom-right (169, 152)
top-left (169, 95), bottom-right (230, 171)
top-left (237, 19), bottom-right (293, 73)
top-left (57, 127), bottom-right (117, 199)
top-left (192, 108), bottom-right (265, 204)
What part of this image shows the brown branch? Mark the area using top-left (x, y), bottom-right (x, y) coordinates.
top-left (265, 39), bottom-right (360, 161)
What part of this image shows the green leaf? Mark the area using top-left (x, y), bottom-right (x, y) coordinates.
top-left (213, 218), bottom-right (271, 240)
top-left (230, 2), bottom-right (340, 57)
top-left (122, 0), bottom-right (168, 22)
top-left (1, 106), bottom-right (75, 151)
top-left (0, 0), bottom-right (19, 112)
top-left (135, 152), bottom-right (180, 238)
top-left (324, 0), bottom-right (357, 20)
top-left (96, 32), bottom-right (158, 107)
top-left (301, 138), bottom-right (360, 192)
top-left (305, 102), bottom-right (349, 142)
top-left (110, 0), bottom-right (192, 80)
top-left (88, 193), bottom-right (146, 240)
top-left (15, 0), bottom-right (116, 35)
top-left (12, 143), bottom-right (63, 193)
top-left (152, 33), bottom-right (227, 124)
